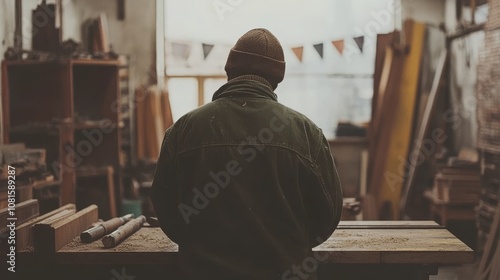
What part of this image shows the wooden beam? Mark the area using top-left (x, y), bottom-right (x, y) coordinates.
top-left (371, 20), bottom-right (426, 219)
top-left (400, 50), bottom-right (448, 217)
top-left (0, 199), bottom-right (39, 233)
top-left (16, 204), bottom-right (76, 250)
top-left (447, 23), bottom-right (485, 42)
top-left (33, 205), bottom-right (98, 254)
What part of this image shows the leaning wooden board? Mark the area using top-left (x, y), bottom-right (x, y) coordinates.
top-left (374, 20), bottom-right (426, 220)
top-left (25, 221), bottom-right (473, 265)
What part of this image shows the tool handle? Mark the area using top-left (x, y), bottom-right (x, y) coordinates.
top-left (80, 225), bottom-right (106, 243)
top-left (80, 214), bottom-right (134, 243)
top-left (101, 217), bottom-right (126, 233)
top-left (102, 215), bottom-right (146, 248)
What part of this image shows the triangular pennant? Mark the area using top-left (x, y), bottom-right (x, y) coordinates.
top-left (291, 46), bottom-right (304, 62)
top-left (353, 36), bottom-right (365, 53)
top-left (332, 39), bottom-right (345, 55)
top-left (172, 42), bottom-right (192, 60)
top-left (313, 43), bottom-right (324, 59)
top-left (202, 43), bottom-right (214, 60)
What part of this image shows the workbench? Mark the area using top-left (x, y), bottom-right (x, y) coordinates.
top-left (17, 221), bottom-right (474, 280)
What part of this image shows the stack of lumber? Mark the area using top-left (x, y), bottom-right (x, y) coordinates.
top-left (0, 202), bottom-right (97, 253)
top-left (0, 143), bottom-right (55, 208)
top-left (0, 200), bottom-right (40, 235)
top-left (476, 152), bottom-right (500, 256)
top-left (432, 164), bottom-right (481, 203)
top-left (33, 204), bottom-right (98, 253)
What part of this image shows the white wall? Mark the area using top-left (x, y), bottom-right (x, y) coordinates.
top-left (65, 0), bottom-right (156, 85)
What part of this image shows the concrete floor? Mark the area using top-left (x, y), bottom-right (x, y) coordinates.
top-left (431, 262), bottom-right (479, 280)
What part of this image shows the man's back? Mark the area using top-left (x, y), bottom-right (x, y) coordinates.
top-left (152, 77), bottom-right (342, 280)
top-left (152, 28), bottom-right (342, 280)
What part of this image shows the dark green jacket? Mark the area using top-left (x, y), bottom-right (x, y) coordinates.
top-left (152, 75), bottom-right (343, 280)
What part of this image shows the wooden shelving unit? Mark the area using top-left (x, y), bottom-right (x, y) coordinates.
top-left (1, 59), bottom-right (122, 217)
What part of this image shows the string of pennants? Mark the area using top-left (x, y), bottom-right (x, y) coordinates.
top-left (171, 36), bottom-right (365, 63)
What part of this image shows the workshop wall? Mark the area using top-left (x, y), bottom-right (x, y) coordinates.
top-left (66, 0), bottom-right (157, 85)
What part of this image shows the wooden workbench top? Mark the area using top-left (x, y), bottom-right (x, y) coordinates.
top-left (45, 221), bottom-right (473, 265)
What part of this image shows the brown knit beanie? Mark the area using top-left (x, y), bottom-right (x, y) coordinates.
top-left (225, 28), bottom-right (286, 90)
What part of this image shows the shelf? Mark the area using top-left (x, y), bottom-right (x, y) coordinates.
top-left (32, 179), bottom-right (61, 190)
top-left (76, 166), bottom-right (114, 178)
top-left (74, 120), bottom-right (124, 130)
top-left (4, 59), bottom-right (119, 67)
top-left (71, 59), bottom-right (119, 66)
top-left (3, 57), bottom-right (123, 207)
top-left (10, 123), bottom-right (71, 134)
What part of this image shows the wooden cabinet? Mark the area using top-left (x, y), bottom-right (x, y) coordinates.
top-left (1, 59), bottom-right (122, 217)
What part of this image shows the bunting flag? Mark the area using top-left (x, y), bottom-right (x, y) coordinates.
top-left (172, 42), bottom-right (192, 61)
top-left (291, 46), bottom-right (304, 62)
top-left (169, 34), bottom-right (368, 64)
top-left (332, 39), bottom-right (345, 55)
top-left (353, 36), bottom-right (365, 53)
top-left (202, 43), bottom-right (215, 60)
top-left (313, 43), bottom-right (324, 59)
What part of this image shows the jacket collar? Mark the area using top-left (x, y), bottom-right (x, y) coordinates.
top-left (212, 75), bottom-right (278, 102)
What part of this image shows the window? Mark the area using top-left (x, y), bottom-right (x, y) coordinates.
top-left (164, 0), bottom-right (397, 138)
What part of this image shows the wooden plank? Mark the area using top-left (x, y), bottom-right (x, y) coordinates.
top-left (33, 205), bottom-right (98, 254)
top-left (338, 220), bottom-right (439, 226)
top-left (1, 61), bottom-right (10, 143)
top-left (161, 89), bottom-right (174, 130)
top-left (135, 87), bottom-right (146, 159)
top-left (16, 204), bottom-right (76, 250)
top-left (475, 194), bottom-right (500, 280)
top-left (368, 45), bottom-right (405, 198)
top-left (400, 50), bottom-right (448, 216)
top-left (51, 225), bottom-right (474, 265)
top-left (374, 20), bottom-right (426, 219)
top-left (0, 199), bottom-right (39, 232)
top-left (59, 122), bottom-right (75, 205)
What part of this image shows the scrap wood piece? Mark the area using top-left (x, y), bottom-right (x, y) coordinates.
top-left (33, 205), bottom-right (98, 254)
top-left (102, 215), bottom-right (146, 248)
top-left (0, 199), bottom-right (39, 233)
top-left (16, 204), bottom-right (76, 250)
